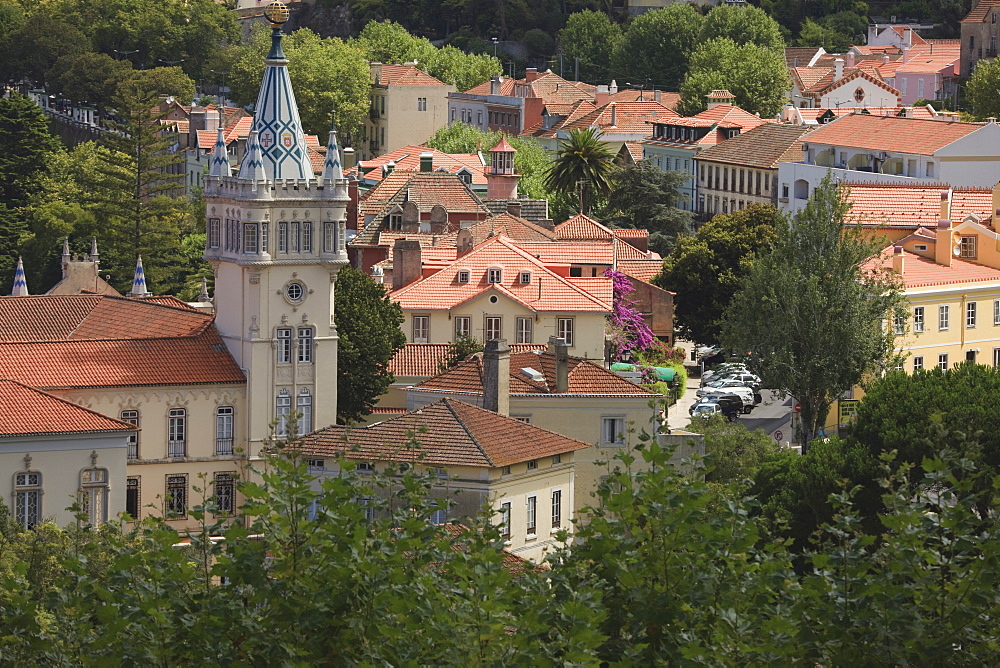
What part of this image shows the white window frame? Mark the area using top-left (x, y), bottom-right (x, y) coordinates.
top-left (208, 218), bottom-right (221, 249)
top-left (324, 222), bottom-right (336, 253)
top-left (994, 348), bottom-right (1000, 367)
top-left (515, 317), bottom-right (532, 344)
top-left (166, 474), bottom-right (187, 518)
top-left (556, 318), bottom-right (574, 346)
top-left (277, 327), bottom-right (292, 363)
top-left (167, 408), bottom-right (186, 457)
top-left (454, 316), bottom-right (471, 339)
top-left (261, 222), bottom-right (269, 253)
top-left (967, 301), bottom-right (977, 328)
top-left (893, 313), bottom-right (904, 336)
top-left (216, 406), bottom-right (234, 455)
top-left (938, 353), bottom-right (949, 370)
top-left (913, 356), bottom-right (923, 371)
top-left (214, 472), bottom-right (235, 516)
top-left (519, 271), bottom-right (531, 284)
top-left (298, 327), bottom-right (314, 363)
top-left (13, 471), bottom-right (41, 530)
top-left (243, 223), bottom-right (258, 254)
top-left (412, 316), bottom-right (429, 343)
top-left (602, 416), bottom-right (626, 445)
top-left (995, 300), bottom-right (1000, 326)
top-left (79, 466), bottom-right (109, 527)
top-left (297, 388), bottom-right (312, 435)
top-left (499, 501), bottom-right (511, 539)
top-left (302, 221), bottom-right (312, 253)
top-left (526, 495), bottom-right (537, 536)
top-left (457, 270), bottom-right (470, 284)
top-left (276, 389), bottom-right (291, 437)
top-left (121, 410), bottom-right (139, 459)
top-left (278, 221), bottom-right (288, 253)
top-left (485, 315), bottom-right (502, 341)
top-left (551, 489), bottom-right (562, 529)
top-left (487, 267), bottom-right (502, 284)
top-left (913, 306), bottom-right (924, 333)
top-left (939, 305), bottom-right (950, 331)
top-left (126, 477), bottom-right (140, 520)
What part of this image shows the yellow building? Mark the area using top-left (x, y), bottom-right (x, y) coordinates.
top-left (405, 339), bottom-right (664, 510)
top-left (0, 380), bottom-right (134, 529)
top-left (295, 396), bottom-right (589, 562)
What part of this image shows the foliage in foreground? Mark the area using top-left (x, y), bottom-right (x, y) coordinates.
top-left (3, 428), bottom-right (1000, 663)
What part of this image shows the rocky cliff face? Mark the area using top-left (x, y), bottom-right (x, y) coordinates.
top-left (288, 1), bottom-right (353, 39)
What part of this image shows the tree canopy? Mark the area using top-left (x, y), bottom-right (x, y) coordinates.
top-left (700, 3), bottom-right (785, 51)
top-left (678, 38), bottom-right (790, 117)
top-left (334, 265), bottom-right (407, 424)
top-left (545, 128), bottom-right (617, 215)
top-left (656, 204), bottom-right (781, 344)
top-left (612, 4), bottom-right (704, 92)
top-left (558, 10), bottom-right (622, 85)
top-left (966, 58), bottom-right (1000, 120)
top-left (603, 160), bottom-right (692, 256)
top-left (720, 177), bottom-right (905, 447)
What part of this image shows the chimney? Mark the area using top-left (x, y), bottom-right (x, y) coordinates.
top-left (653, 89), bottom-right (661, 103)
top-left (609, 79), bottom-right (618, 94)
top-left (595, 84), bottom-right (610, 107)
top-left (935, 219), bottom-right (953, 268)
top-left (834, 57), bottom-right (845, 81)
top-left (993, 180), bottom-right (1000, 220)
top-left (892, 244), bottom-right (905, 274)
top-left (392, 239), bottom-right (422, 290)
top-left (456, 228), bottom-right (474, 255)
top-left (342, 146), bottom-right (356, 171)
top-left (905, 27), bottom-right (913, 48)
top-left (536, 218), bottom-right (554, 230)
top-left (525, 67), bottom-right (538, 83)
top-left (490, 74), bottom-right (502, 96)
top-left (482, 339), bottom-right (510, 416)
top-left (506, 201), bottom-right (522, 217)
top-left (609, 102), bottom-right (617, 128)
top-left (347, 173), bottom-right (360, 231)
top-left (370, 264), bottom-right (384, 284)
top-left (846, 51), bottom-right (855, 67)
top-left (548, 336), bottom-right (569, 393)
top-left (205, 108), bottom-right (220, 133)
top-left (419, 151), bottom-right (433, 172)
top-left (940, 190), bottom-right (950, 220)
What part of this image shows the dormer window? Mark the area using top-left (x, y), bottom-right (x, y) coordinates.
top-left (456, 167), bottom-right (472, 184)
top-left (959, 236), bottom-right (978, 259)
top-left (388, 213), bottom-right (402, 230)
top-left (519, 271), bottom-right (531, 284)
top-left (457, 270), bottom-right (470, 284)
top-left (487, 267), bottom-right (502, 284)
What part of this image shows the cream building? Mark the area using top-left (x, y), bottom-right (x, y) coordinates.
top-left (1, 380), bottom-right (133, 529)
top-left (295, 396), bottom-right (588, 562)
top-left (361, 63), bottom-right (455, 161)
top-left (405, 339), bottom-right (664, 509)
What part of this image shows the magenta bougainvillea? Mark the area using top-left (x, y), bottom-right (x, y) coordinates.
top-left (605, 268), bottom-right (656, 362)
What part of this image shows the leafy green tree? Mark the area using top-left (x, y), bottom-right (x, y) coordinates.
top-left (687, 415), bottom-right (784, 484)
top-left (438, 335), bottom-right (483, 371)
top-left (701, 3), bottom-right (785, 51)
top-left (603, 160), bottom-right (691, 256)
top-left (545, 127), bottom-right (617, 215)
top-left (5, 11), bottom-right (90, 86)
top-left (678, 38), bottom-right (790, 117)
top-left (656, 204), bottom-right (780, 344)
top-left (966, 57), bottom-right (1000, 120)
top-left (227, 25), bottom-right (371, 137)
top-left (559, 10), bottom-right (623, 83)
top-left (423, 123), bottom-right (552, 199)
top-left (0, 95), bottom-right (62, 286)
top-left (129, 67), bottom-right (196, 106)
top-left (334, 265), bottom-right (407, 424)
top-left (612, 4), bottom-right (704, 92)
top-left (720, 177), bottom-right (905, 448)
top-left (47, 52), bottom-right (133, 111)
top-left (796, 17), bottom-right (852, 52)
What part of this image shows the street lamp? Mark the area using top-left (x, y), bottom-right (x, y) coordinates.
top-left (158, 58), bottom-right (184, 67)
top-left (492, 37), bottom-right (498, 59)
top-left (210, 69), bottom-right (228, 108)
top-left (113, 49), bottom-right (138, 61)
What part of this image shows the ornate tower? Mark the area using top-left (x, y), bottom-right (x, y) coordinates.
top-left (204, 1), bottom-right (349, 448)
top-left (486, 137), bottom-right (519, 200)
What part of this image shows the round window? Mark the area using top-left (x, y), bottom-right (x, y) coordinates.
top-left (854, 87), bottom-right (865, 103)
top-left (285, 281), bottom-right (305, 302)
top-left (489, 295), bottom-right (499, 304)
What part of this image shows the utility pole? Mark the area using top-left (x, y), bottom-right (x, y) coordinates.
top-left (574, 57), bottom-right (579, 82)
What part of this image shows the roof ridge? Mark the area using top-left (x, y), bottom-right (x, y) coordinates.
top-left (0, 378), bottom-right (136, 431)
top-left (494, 237), bottom-right (612, 309)
top-left (442, 398), bottom-right (496, 467)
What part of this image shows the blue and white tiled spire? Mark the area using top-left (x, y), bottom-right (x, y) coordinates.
top-left (209, 127), bottom-right (232, 178)
top-left (129, 255), bottom-right (151, 298)
top-left (321, 117), bottom-right (344, 183)
top-left (11, 256), bottom-right (28, 296)
top-left (239, 130), bottom-right (268, 183)
top-left (241, 11), bottom-right (313, 182)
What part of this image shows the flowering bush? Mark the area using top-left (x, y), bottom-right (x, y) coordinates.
top-left (605, 268), bottom-right (655, 362)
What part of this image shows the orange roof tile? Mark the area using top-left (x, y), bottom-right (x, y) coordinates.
top-left (351, 147), bottom-right (487, 185)
top-left (389, 343), bottom-right (545, 377)
top-left (374, 64), bottom-right (447, 86)
top-left (461, 71), bottom-right (595, 103)
top-left (843, 183), bottom-right (994, 229)
top-left (803, 114), bottom-right (981, 155)
top-left (296, 398), bottom-right (589, 468)
top-left (617, 259), bottom-right (664, 283)
top-left (621, 141), bottom-right (643, 163)
top-left (870, 246), bottom-right (1000, 289)
top-left (553, 214), bottom-right (615, 240)
top-left (390, 236), bottom-right (612, 313)
top-left (964, 0), bottom-right (1000, 22)
top-left (558, 101), bottom-right (678, 134)
top-left (412, 350), bottom-right (657, 397)
top-left (0, 379), bottom-right (136, 437)
top-left (894, 46), bottom-right (961, 74)
top-left (695, 123), bottom-right (812, 169)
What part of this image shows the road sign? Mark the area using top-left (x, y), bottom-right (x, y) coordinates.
top-left (773, 430), bottom-right (783, 441)
top-left (794, 402), bottom-right (801, 413)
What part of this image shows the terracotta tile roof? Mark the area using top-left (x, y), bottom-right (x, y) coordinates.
top-left (389, 343), bottom-right (545, 377)
top-left (390, 236), bottom-right (612, 313)
top-left (350, 146), bottom-right (486, 185)
top-left (870, 246), bottom-right (1000, 289)
top-left (461, 71), bottom-right (595, 103)
top-left (296, 398), bottom-right (590, 468)
top-left (622, 141), bottom-right (643, 163)
top-left (413, 350), bottom-right (657, 398)
top-left (612, 227), bottom-right (648, 240)
top-left (460, 213), bottom-right (557, 244)
top-left (0, 379), bottom-right (137, 437)
top-left (795, 67), bottom-right (898, 98)
top-left (616, 238), bottom-right (658, 260)
top-left (482, 198), bottom-right (550, 223)
top-left (513, 241), bottom-right (611, 265)
top-left (803, 113), bottom-right (981, 155)
top-left (791, 106), bottom-right (936, 123)
top-left (554, 214), bottom-right (615, 240)
top-left (522, 99), bottom-right (598, 138)
top-left (559, 101), bottom-right (678, 134)
top-left (371, 172), bottom-right (490, 215)
top-left (617, 259), bottom-right (664, 283)
top-left (843, 183), bottom-right (995, 228)
top-left (785, 47), bottom-right (825, 68)
top-left (889, 26), bottom-right (927, 45)
top-left (0, 295), bottom-right (212, 342)
top-left (0, 328), bottom-right (245, 390)
top-left (695, 123), bottom-right (812, 169)
top-left (964, 0), bottom-right (1000, 23)
top-left (375, 64), bottom-right (447, 86)
top-left (894, 44), bottom-right (961, 74)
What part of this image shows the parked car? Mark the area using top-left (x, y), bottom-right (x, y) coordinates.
top-left (697, 383), bottom-right (758, 406)
top-left (689, 401), bottom-right (737, 422)
top-left (698, 379), bottom-right (754, 397)
top-left (714, 372), bottom-right (762, 392)
top-left (704, 392), bottom-right (755, 415)
top-left (701, 363), bottom-right (752, 385)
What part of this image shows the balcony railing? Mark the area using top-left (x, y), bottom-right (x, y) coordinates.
top-left (128, 441), bottom-right (138, 459)
top-left (168, 441), bottom-right (186, 458)
top-left (216, 438), bottom-right (234, 456)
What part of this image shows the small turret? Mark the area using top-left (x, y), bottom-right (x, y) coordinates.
top-left (208, 127), bottom-right (232, 178)
top-left (198, 277), bottom-right (210, 302)
top-left (238, 131), bottom-right (268, 184)
top-left (486, 137), bottom-right (519, 199)
top-left (61, 237), bottom-right (71, 278)
top-left (11, 257), bottom-right (28, 297)
top-left (89, 237), bottom-right (100, 264)
top-left (322, 117), bottom-right (344, 183)
top-left (129, 255), bottom-right (151, 298)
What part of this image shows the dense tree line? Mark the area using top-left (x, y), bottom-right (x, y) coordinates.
top-left (1, 422), bottom-right (999, 663)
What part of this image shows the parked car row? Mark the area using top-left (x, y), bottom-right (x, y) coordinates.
top-left (690, 363), bottom-right (763, 421)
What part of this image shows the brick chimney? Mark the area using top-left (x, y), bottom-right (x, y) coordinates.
top-left (490, 74), bottom-right (502, 96)
top-left (935, 219), bottom-right (954, 268)
top-left (548, 336), bottom-right (569, 393)
top-left (525, 67), bottom-right (539, 83)
top-left (482, 339), bottom-right (510, 416)
top-left (940, 190), bottom-right (950, 220)
top-left (392, 239), bottom-right (422, 290)
top-left (506, 201), bottom-right (522, 217)
top-left (834, 57), bottom-right (845, 81)
top-left (892, 244), bottom-right (905, 274)
top-left (595, 84), bottom-right (610, 107)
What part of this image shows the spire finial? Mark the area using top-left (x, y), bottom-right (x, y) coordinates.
top-left (209, 127), bottom-right (232, 178)
top-left (238, 131), bottom-right (268, 183)
top-left (11, 256), bottom-right (28, 297)
top-left (263, 2), bottom-right (290, 60)
top-left (322, 115), bottom-right (344, 183)
top-left (62, 237), bottom-right (70, 260)
top-left (198, 277), bottom-right (210, 302)
top-left (129, 255), bottom-right (151, 298)
top-left (89, 237), bottom-right (99, 263)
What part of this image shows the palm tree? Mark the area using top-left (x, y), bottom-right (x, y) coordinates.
top-left (544, 127), bottom-right (617, 215)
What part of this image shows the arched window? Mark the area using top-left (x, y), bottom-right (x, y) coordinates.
top-left (13, 455), bottom-right (41, 530)
top-left (794, 179), bottom-right (810, 200)
top-left (79, 454), bottom-right (109, 527)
